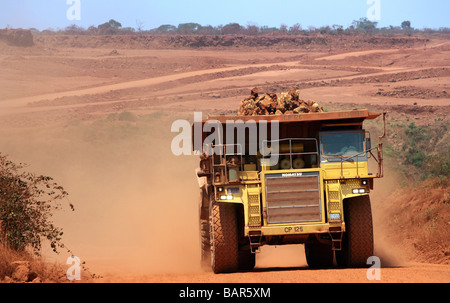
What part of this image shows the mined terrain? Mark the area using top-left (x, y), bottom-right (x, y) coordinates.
top-left (0, 32), bottom-right (448, 283)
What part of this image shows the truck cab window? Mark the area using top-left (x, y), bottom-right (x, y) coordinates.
top-left (321, 132), bottom-right (365, 159)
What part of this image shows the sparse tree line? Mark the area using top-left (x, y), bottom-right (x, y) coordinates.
top-left (28, 18), bottom-right (449, 37)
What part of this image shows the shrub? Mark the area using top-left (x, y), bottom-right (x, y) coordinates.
top-left (0, 153), bottom-right (74, 256)
top-left (385, 120), bottom-right (449, 181)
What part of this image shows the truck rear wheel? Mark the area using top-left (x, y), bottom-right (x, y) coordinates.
top-left (336, 195), bottom-right (374, 268)
top-left (210, 203), bottom-right (239, 273)
top-left (305, 236), bottom-right (334, 268)
top-left (199, 187), bottom-right (211, 270)
top-left (200, 218), bottom-right (210, 270)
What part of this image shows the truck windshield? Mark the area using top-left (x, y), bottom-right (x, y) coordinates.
top-left (321, 132), bottom-right (364, 158)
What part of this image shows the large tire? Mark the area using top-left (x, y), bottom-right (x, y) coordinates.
top-left (336, 195), bottom-right (374, 268)
top-left (199, 188), bottom-right (210, 270)
top-left (210, 203), bottom-right (239, 273)
top-left (200, 218), bottom-right (210, 270)
top-left (305, 236), bottom-right (334, 268)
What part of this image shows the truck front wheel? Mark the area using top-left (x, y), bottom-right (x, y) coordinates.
top-left (336, 195), bottom-right (374, 267)
top-left (210, 203), bottom-right (239, 273)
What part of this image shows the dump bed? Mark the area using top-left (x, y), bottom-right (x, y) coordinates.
top-left (206, 109), bottom-right (380, 123)
top-left (193, 109), bottom-right (381, 151)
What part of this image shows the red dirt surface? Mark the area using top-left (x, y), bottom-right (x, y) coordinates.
top-left (0, 33), bottom-right (448, 283)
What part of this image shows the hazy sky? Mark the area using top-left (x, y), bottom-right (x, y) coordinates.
top-left (1, 0), bottom-right (449, 31)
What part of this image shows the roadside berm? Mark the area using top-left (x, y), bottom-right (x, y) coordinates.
top-left (237, 87), bottom-right (324, 116)
top-left (0, 29), bottom-right (34, 47)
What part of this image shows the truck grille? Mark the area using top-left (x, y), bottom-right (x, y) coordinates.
top-left (264, 171), bottom-right (322, 224)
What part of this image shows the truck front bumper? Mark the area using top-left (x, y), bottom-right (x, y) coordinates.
top-left (246, 222), bottom-right (345, 237)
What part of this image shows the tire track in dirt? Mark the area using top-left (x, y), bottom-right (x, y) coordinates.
top-left (1, 45), bottom-right (442, 114)
top-left (316, 49), bottom-right (398, 61)
top-left (0, 60), bottom-right (304, 110)
top-left (1, 63), bottom-right (445, 116)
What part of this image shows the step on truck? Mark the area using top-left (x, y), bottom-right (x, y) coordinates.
top-left (194, 109), bottom-right (386, 273)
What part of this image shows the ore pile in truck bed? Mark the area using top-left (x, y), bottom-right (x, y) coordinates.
top-left (237, 87), bottom-right (324, 116)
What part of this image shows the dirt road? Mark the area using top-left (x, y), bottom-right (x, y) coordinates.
top-left (97, 263), bottom-right (450, 283)
top-left (0, 34), bottom-right (448, 283)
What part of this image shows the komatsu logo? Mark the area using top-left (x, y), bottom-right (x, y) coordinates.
top-left (281, 172), bottom-right (303, 177)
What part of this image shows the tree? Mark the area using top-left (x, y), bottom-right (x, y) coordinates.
top-left (178, 23), bottom-right (202, 34)
top-left (0, 153), bottom-right (74, 256)
top-left (98, 19), bottom-right (122, 34)
top-left (401, 20), bottom-right (411, 30)
top-left (332, 24), bottom-right (344, 34)
top-left (197, 25), bottom-right (216, 35)
top-left (64, 24), bottom-right (85, 35)
top-left (154, 24), bottom-right (176, 34)
top-left (136, 20), bottom-right (145, 33)
top-left (106, 19), bottom-right (122, 29)
top-left (87, 25), bottom-right (98, 34)
top-left (352, 17), bottom-right (378, 33)
top-left (245, 22), bottom-right (259, 36)
top-left (319, 26), bottom-right (331, 34)
top-left (260, 25), bottom-right (278, 35)
top-left (401, 20), bottom-right (413, 36)
top-left (289, 23), bottom-right (302, 35)
top-left (221, 23), bottom-right (242, 35)
top-left (307, 26), bottom-right (317, 33)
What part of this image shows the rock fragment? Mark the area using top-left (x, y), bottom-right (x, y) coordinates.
top-left (237, 87), bottom-right (324, 116)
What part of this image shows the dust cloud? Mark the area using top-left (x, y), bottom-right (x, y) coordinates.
top-left (370, 165), bottom-right (410, 267)
top-left (0, 114), bottom-right (202, 276)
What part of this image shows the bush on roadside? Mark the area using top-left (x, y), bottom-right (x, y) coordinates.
top-left (385, 120), bottom-right (449, 182)
top-left (0, 153), bottom-right (74, 256)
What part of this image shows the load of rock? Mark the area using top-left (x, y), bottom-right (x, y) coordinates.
top-left (237, 87), bottom-right (324, 116)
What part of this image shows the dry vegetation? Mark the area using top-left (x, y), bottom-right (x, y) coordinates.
top-left (0, 245), bottom-right (66, 283)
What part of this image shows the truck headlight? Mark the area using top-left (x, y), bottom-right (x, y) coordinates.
top-left (220, 195), bottom-right (233, 200)
top-left (352, 188), bottom-right (366, 194)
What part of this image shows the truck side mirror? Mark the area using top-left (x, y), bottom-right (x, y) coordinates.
top-left (365, 135), bottom-right (371, 158)
top-left (365, 137), bottom-right (371, 150)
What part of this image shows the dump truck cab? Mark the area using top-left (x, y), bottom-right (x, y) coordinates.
top-left (195, 109), bottom-right (386, 273)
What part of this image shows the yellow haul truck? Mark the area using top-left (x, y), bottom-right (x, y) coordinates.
top-left (195, 110), bottom-right (386, 273)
